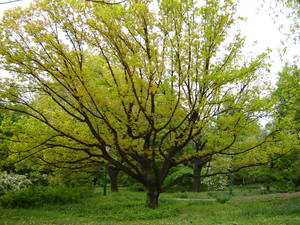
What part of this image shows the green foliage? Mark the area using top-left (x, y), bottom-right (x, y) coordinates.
top-left (0, 0), bottom-right (278, 208)
top-left (48, 169), bottom-right (97, 187)
top-left (249, 64), bottom-right (300, 193)
top-left (27, 171), bottom-right (49, 186)
top-left (0, 111), bottom-right (22, 170)
top-left (0, 185), bottom-right (93, 208)
top-left (163, 165), bottom-right (193, 192)
top-left (274, 65), bottom-right (300, 131)
top-left (126, 182), bottom-right (145, 192)
top-left (236, 152), bottom-right (300, 193)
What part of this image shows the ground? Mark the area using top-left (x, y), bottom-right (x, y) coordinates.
top-left (0, 187), bottom-right (299, 225)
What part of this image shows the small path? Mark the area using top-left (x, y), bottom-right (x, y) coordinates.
top-left (164, 198), bottom-right (216, 201)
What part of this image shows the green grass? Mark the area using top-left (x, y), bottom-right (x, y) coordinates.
top-left (0, 187), bottom-right (299, 225)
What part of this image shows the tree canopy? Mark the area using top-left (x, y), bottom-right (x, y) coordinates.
top-left (0, 0), bottom-right (276, 208)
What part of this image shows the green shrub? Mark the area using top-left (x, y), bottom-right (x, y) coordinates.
top-left (127, 183), bottom-right (145, 192)
top-left (0, 185), bottom-right (93, 208)
top-left (215, 194), bottom-right (231, 204)
top-left (28, 172), bottom-right (49, 186)
top-left (208, 192), bottom-right (231, 204)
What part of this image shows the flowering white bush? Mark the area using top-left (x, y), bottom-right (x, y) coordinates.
top-left (0, 171), bottom-right (32, 195)
top-left (203, 174), bottom-right (229, 191)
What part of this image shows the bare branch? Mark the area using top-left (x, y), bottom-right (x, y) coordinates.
top-left (85, 0), bottom-right (125, 5)
top-left (0, 0), bottom-right (22, 4)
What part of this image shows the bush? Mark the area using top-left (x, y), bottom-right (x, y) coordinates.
top-left (203, 175), bottom-right (229, 191)
top-left (215, 194), bottom-right (231, 204)
top-left (0, 171), bottom-right (32, 195)
top-left (208, 192), bottom-right (231, 204)
top-left (28, 172), bottom-right (49, 186)
top-left (127, 183), bottom-right (145, 192)
top-left (0, 185), bottom-right (93, 208)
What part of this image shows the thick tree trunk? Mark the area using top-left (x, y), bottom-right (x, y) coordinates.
top-left (191, 139), bottom-right (209, 192)
top-left (108, 166), bottom-right (120, 192)
top-left (192, 158), bottom-right (203, 192)
top-left (193, 170), bottom-right (202, 192)
top-left (146, 188), bottom-right (160, 209)
top-left (266, 161), bottom-right (274, 193)
top-left (144, 169), bottom-right (161, 208)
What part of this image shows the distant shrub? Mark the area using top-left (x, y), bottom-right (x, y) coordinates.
top-left (28, 172), bottom-right (49, 186)
top-left (208, 192), bottom-right (231, 204)
top-left (0, 171), bottom-right (32, 195)
top-left (127, 183), bottom-right (145, 192)
top-left (215, 194), bottom-right (231, 204)
top-left (0, 185), bottom-right (93, 208)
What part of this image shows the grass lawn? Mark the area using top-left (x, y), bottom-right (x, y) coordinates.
top-left (0, 187), bottom-right (299, 225)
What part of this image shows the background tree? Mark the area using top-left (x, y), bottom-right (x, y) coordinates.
top-left (271, 65), bottom-right (300, 189)
top-left (184, 110), bottom-right (279, 193)
top-left (274, 65), bottom-right (300, 135)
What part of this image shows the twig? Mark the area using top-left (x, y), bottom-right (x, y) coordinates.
top-left (85, 0), bottom-right (125, 5)
top-left (0, 0), bottom-right (22, 4)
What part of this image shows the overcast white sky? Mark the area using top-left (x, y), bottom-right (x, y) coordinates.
top-left (0, 0), bottom-right (298, 82)
top-left (238, 1), bottom-right (298, 81)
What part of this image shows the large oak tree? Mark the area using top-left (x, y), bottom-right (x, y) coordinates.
top-left (0, 0), bottom-right (272, 208)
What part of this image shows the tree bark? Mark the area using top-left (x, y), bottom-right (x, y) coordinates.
top-left (146, 188), bottom-right (160, 209)
top-left (144, 167), bottom-right (161, 209)
top-left (108, 166), bottom-right (120, 192)
top-left (191, 139), bottom-right (208, 192)
top-left (193, 172), bottom-right (201, 192)
top-left (192, 157), bottom-right (205, 192)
